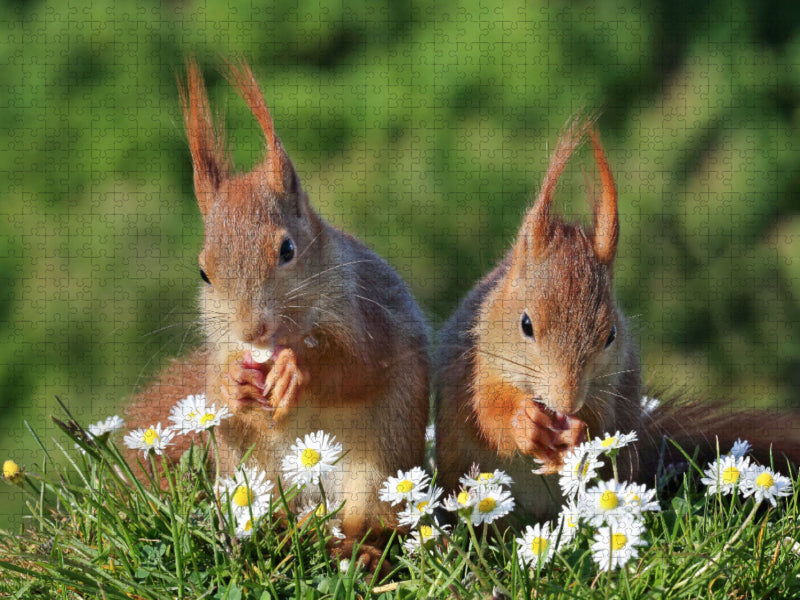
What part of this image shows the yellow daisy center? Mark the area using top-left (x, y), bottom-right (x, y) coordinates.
top-left (301, 448), bottom-right (321, 468)
top-left (233, 485), bottom-right (254, 507)
top-left (199, 413), bottom-right (216, 425)
top-left (143, 428), bottom-right (160, 446)
top-left (478, 497), bottom-right (497, 513)
top-left (628, 493), bottom-right (641, 505)
top-left (611, 533), bottom-right (627, 551)
top-left (575, 459), bottom-right (590, 478)
top-left (416, 500), bottom-right (429, 513)
top-left (3, 460), bottom-right (21, 481)
top-left (599, 490), bottom-right (619, 511)
top-left (478, 472), bottom-right (493, 483)
top-left (566, 515), bottom-right (578, 529)
top-left (531, 537), bottom-right (549, 556)
top-left (722, 466), bottom-right (740, 485)
top-left (243, 519), bottom-right (253, 532)
top-left (315, 502), bottom-right (327, 517)
top-left (755, 472), bottom-right (774, 489)
top-left (396, 479), bottom-right (414, 494)
top-left (457, 490), bottom-right (471, 505)
top-left (419, 525), bottom-right (433, 541)
top-left (187, 410), bottom-right (198, 420)
top-left (601, 437), bottom-right (618, 448)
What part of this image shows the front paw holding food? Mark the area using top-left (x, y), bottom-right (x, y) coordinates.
top-left (511, 399), bottom-right (587, 474)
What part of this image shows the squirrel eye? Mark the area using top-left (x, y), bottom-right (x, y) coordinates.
top-left (200, 268), bottom-right (211, 285)
top-left (520, 312), bottom-right (534, 339)
top-left (605, 325), bottom-right (617, 348)
top-left (279, 237), bottom-right (295, 265)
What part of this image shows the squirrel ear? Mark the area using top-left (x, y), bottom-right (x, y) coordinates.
top-left (588, 128), bottom-right (618, 265)
top-left (223, 57), bottom-right (302, 202)
top-left (178, 57), bottom-right (231, 216)
top-left (521, 118), bottom-right (591, 258)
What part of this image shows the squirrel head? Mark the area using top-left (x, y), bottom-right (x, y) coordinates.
top-left (476, 120), bottom-right (628, 418)
top-left (178, 58), bottom-right (328, 357)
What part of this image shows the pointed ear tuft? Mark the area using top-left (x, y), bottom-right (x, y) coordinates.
top-left (177, 57), bottom-right (231, 216)
top-left (223, 56), bottom-right (300, 197)
top-left (588, 128), bottom-right (618, 265)
top-left (520, 117), bottom-right (593, 258)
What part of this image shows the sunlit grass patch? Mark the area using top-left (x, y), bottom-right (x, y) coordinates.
top-left (1, 401), bottom-right (799, 599)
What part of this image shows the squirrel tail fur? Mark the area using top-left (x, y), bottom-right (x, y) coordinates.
top-left (630, 392), bottom-right (800, 486)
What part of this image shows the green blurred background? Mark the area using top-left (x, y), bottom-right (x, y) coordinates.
top-left (1, 0), bottom-right (798, 527)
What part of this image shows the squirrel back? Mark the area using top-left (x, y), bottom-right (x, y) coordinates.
top-left (124, 58), bottom-right (430, 564)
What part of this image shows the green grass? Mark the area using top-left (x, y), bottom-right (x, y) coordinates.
top-left (2, 404), bottom-right (799, 599)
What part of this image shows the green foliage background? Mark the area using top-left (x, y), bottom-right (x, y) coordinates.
top-left (1, 0), bottom-right (798, 527)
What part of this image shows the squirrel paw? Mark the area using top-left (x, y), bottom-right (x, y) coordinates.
top-left (328, 538), bottom-right (392, 579)
top-left (511, 399), bottom-right (586, 473)
top-left (263, 348), bottom-right (307, 421)
top-left (224, 361), bottom-right (269, 409)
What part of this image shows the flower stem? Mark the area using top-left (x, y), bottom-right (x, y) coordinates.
top-left (464, 519), bottom-right (508, 596)
top-left (209, 428), bottom-right (221, 485)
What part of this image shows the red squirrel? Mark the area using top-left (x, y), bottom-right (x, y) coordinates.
top-left (434, 118), bottom-right (800, 520)
top-left (124, 58), bottom-right (430, 565)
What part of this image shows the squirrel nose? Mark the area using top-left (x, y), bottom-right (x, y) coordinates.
top-left (547, 378), bottom-right (584, 416)
top-left (240, 315), bottom-right (275, 345)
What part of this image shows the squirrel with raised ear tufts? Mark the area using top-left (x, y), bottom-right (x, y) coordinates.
top-left (124, 57), bottom-right (430, 569)
top-left (434, 118), bottom-right (800, 521)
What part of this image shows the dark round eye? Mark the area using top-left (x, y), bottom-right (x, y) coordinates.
top-left (520, 312), bottom-right (534, 339)
top-left (605, 325), bottom-right (616, 348)
top-left (200, 268), bottom-right (211, 285)
top-left (279, 238), bottom-right (295, 265)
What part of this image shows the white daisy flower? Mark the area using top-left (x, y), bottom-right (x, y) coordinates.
top-left (591, 520), bottom-right (647, 571)
top-left (591, 431), bottom-right (638, 454)
top-left (558, 443), bottom-right (605, 499)
top-left (728, 439), bottom-right (752, 459)
top-left (216, 466), bottom-right (274, 520)
top-left (516, 522), bottom-right (555, 568)
top-left (622, 483), bottom-right (660, 515)
top-left (741, 465), bottom-right (793, 507)
top-left (640, 396), bottom-right (660, 414)
top-left (235, 513), bottom-right (259, 539)
top-left (398, 485), bottom-right (443, 528)
top-left (580, 480), bottom-right (630, 527)
top-left (468, 485), bottom-right (515, 526)
top-left (402, 520), bottom-right (449, 555)
top-left (88, 415), bottom-right (125, 438)
top-left (379, 467), bottom-right (431, 506)
top-left (554, 499), bottom-right (582, 549)
top-left (77, 415), bottom-right (125, 453)
top-left (281, 430), bottom-right (343, 487)
top-left (330, 525), bottom-right (346, 540)
top-left (123, 423), bottom-right (175, 456)
top-left (442, 488), bottom-right (476, 513)
top-left (460, 468), bottom-right (513, 490)
top-left (169, 393), bottom-right (231, 434)
top-left (701, 454), bottom-right (751, 496)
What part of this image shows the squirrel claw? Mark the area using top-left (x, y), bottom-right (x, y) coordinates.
top-left (264, 348), bottom-right (306, 421)
top-left (512, 399), bottom-right (586, 470)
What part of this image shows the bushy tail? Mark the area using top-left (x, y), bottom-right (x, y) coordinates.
top-left (633, 391), bottom-right (800, 486)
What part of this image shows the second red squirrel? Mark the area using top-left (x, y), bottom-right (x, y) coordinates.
top-left (434, 119), bottom-right (800, 520)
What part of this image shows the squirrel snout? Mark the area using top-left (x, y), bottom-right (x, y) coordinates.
top-left (543, 378), bottom-right (584, 417)
top-left (237, 310), bottom-right (279, 346)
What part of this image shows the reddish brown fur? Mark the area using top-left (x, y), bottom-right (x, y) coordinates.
top-left (125, 58), bottom-right (430, 568)
top-left (436, 120), bottom-right (800, 522)
top-left (123, 351), bottom-right (210, 474)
